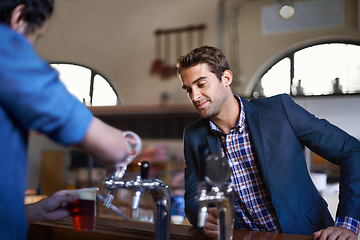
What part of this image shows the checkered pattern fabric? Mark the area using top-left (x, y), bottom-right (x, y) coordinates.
top-left (210, 96), bottom-right (281, 232)
top-left (335, 216), bottom-right (360, 234)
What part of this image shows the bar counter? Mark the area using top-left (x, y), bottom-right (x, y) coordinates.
top-left (28, 217), bottom-right (313, 240)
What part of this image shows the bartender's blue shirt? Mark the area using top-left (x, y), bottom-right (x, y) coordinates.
top-left (0, 24), bottom-right (93, 240)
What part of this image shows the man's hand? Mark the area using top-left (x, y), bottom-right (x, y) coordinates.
top-left (313, 226), bottom-right (358, 240)
top-left (26, 190), bottom-right (80, 224)
top-left (203, 207), bottom-right (219, 238)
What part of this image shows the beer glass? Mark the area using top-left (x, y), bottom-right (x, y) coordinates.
top-left (68, 187), bottom-right (98, 231)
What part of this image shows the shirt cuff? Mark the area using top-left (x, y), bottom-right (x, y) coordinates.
top-left (335, 216), bottom-right (360, 235)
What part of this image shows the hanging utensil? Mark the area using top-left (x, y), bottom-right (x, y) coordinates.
top-left (197, 24), bottom-right (205, 47)
top-left (161, 31), bottom-right (172, 79)
top-left (170, 31), bottom-right (182, 77)
top-left (187, 26), bottom-right (194, 52)
top-left (150, 30), bottom-right (163, 75)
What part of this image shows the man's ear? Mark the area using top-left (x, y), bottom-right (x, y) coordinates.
top-left (10, 4), bottom-right (27, 34)
top-left (222, 70), bottom-right (233, 87)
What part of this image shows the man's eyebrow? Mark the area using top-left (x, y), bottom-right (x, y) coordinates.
top-left (182, 76), bottom-right (207, 90)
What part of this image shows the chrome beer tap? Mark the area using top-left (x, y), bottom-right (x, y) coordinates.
top-left (197, 153), bottom-right (234, 240)
top-left (103, 131), bottom-right (142, 208)
top-left (103, 160), bottom-right (171, 240)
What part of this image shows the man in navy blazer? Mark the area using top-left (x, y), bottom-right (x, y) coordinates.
top-left (176, 46), bottom-right (360, 239)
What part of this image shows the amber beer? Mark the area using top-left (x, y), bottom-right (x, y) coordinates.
top-left (68, 187), bottom-right (98, 231)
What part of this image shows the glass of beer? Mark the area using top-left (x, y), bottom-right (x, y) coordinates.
top-left (68, 187), bottom-right (98, 231)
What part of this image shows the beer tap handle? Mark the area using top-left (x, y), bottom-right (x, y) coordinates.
top-left (140, 161), bottom-right (150, 179)
top-left (97, 194), bottom-right (130, 220)
top-left (198, 206), bottom-right (208, 228)
top-left (132, 188), bottom-right (142, 210)
top-left (204, 154), bottom-right (231, 187)
top-left (132, 161), bottom-right (150, 210)
top-left (113, 131), bottom-right (142, 179)
top-left (104, 191), bottom-right (115, 208)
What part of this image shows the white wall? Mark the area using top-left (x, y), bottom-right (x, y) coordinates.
top-left (295, 95), bottom-right (360, 139)
top-left (36, 0), bottom-right (219, 106)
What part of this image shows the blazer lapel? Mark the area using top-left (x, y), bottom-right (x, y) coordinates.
top-left (242, 98), bottom-right (273, 191)
top-left (206, 130), bottom-right (221, 154)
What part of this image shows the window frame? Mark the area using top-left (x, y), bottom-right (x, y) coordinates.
top-left (249, 39), bottom-right (360, 99)
top-left (50, 61), bottom-right (121, 106)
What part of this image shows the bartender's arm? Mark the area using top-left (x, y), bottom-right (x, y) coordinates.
top-left (25, 118), bottom-right (131, 225)
top-left (75, 117), bottom-right (131, 169)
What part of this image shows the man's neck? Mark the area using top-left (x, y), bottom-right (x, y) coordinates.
top-left (210, 95), bottom-right (240, 134)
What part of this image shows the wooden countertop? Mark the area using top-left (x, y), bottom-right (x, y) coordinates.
top-left (28, 217), bottom-right (313, 240)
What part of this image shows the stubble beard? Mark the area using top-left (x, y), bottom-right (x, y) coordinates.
top-left (198, 100), bottom-right (221, 119)
top-left (199, 90), bottom-right (228, 119)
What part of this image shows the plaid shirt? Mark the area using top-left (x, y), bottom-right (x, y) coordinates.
top-left (209, 95), bottom-right (359, 234)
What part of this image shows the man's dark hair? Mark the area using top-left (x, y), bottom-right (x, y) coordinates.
top-left (0, 0), bottom-right (54, 34)
top-left (176, 45), bottom-right (230, 81)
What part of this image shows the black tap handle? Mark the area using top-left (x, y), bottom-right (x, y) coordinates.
top-left (140, 161), bottom-right (150, 179)
top-left (205, 154), bottom-right (231, 186)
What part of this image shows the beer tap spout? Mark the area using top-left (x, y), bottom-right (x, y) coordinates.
top-left (196, 154), bottom-right (235, 240)
top-left (102, 161), bottom-right (171, 240)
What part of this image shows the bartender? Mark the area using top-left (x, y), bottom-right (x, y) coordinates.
top-left (0, 1), bottom-right (131, 239)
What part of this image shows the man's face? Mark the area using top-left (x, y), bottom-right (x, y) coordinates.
top-left (180, 63), bottom-right (228, 119)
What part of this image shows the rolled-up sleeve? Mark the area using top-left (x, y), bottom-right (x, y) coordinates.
top-left (0, 26), bottom-right (93, 146)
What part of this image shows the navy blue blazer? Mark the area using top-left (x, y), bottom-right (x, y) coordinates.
top-left (183, 94), bottom-right (360, 235)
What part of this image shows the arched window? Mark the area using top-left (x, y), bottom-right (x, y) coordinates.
top-left (50, 62), bottom-right (121, 106)
top-left (251, 41), bottom-right (360, 98)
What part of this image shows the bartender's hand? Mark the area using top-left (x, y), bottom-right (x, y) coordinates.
top-left (203, 207), bottom-right (219, 238)
top-left (313, 226), bottom-right (358, 240)
top-left (25, 190), bottom-right (80, 224)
